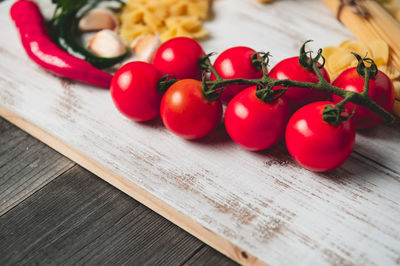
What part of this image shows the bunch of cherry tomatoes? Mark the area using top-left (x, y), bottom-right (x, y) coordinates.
top-left (110, 37), bottom-right (395, 172)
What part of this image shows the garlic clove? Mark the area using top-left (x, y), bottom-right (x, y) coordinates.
top-left (130, 34), bottom-right (161, 63)
top-left (88, 29), bottom-right (126, 58)
top-left (78, 8), bottom-right (119, 32)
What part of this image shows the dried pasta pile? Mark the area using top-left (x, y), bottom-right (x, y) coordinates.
top-left (119, 0), bottom-right (210, 44)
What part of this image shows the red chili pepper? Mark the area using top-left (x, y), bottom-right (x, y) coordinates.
top-left (10, 0), bottom-right (113, 88)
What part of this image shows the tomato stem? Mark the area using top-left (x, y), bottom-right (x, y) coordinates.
top-left (362, 67), bottom-right (371, 97)
top-left (199, 53), bottom-right (222, 80)
top-left (198, 42), bottom-right (395, 125)
top-left (157, 75), bottom-right (178, 93)
top-left (335, 93), bottom-right (356, 109)
top-left (322, 94), bottom-right (355, 125)
top-left (353, 53), bottom-right (378, 79)
top-left (252, 52), bottom-right (270, 76)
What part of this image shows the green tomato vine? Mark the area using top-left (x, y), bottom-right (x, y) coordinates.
top-left (158, 41), bottom-right (395, 126)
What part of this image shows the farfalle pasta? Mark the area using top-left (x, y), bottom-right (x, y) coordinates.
top-left (119, 0), bottom-right (210, 43)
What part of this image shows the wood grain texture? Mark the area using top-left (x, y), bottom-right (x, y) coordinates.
top-left (0, 104), bottom-right (262, 266)
top-left (0, 118), bottom-right (75, 215)
top-left (1, 0), bottom-right (400, 265)
top-left (184, 245), bottom-right (239, 266)
top-left (0, 117), bottom-right (235, 265)
top-left (0, 165), bottom-right (212, 266)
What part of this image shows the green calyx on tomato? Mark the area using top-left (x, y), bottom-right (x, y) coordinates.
top-left (110, 37), bottom-right (395, 173)
top-left (298, 40), bottom-right (326, 71)
top-left (198, 40), bottom-right (394, 126)
top-left (157, 74), bottom-right (178, 94)
top-left (251, 51), bottom-right (271, 75)
top-left (331, 54), bottom-right (394, 129)
top-left (352, 53), bottom-right (378, 79)
top-left (286, 101), bottom-right (356, 172)
top-left (255, 83), bottom-right (288, 103)
top-left (160, 79), bottom-right (223, 140)
top-left (322, 103), bottom-right (355, 126)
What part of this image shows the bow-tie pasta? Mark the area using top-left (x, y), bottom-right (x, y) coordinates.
top-left (119, 0), bottom-right (210, 44)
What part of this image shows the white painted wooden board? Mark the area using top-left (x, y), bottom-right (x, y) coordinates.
top-left (1, 0), bottom-right (400, 265)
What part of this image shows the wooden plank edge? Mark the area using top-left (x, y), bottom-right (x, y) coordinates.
top-left (0, 104), bottom-right (266, 266)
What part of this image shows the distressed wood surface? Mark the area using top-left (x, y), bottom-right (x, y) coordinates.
top-left (0, 118), bottom-right (75, 215)
top-left (1, 0), bottom-right (400, 265)
top-left (0, 158), bottom-right (236, 265)
top-left (184, 245), bottom-right (238, 266)
top-left (0, 118), bottom-right (235, 265)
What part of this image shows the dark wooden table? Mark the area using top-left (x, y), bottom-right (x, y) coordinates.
top-left (0, 117), bottom-right (237, 265)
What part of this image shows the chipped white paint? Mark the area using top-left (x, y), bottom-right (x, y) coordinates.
top-left (1, 0), bottom-right (400, 265)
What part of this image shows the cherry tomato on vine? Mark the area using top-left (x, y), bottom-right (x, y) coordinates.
top-left (285, 101), bottom-right (355, 172)
top-left (152, 37), bottom-right (205, 80)
top-left (110, 61), bottom-right (162, 122)
top-left (160, 79), bottom-right (223, 139)
top-left (225, 86), bottom-right (290, 151)
top-left (332, 68), bottom-right (394, 129)
top-left (269, 57), bottom-right (331, 112)
top-left (210, 46), bottom-right (264, 103)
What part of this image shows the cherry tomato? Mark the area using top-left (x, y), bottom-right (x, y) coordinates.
top-left (225, 86), bottom-right (290, 151)
top-left (152, 37), bottom-right (205, 80)
top-left (285, 101), bottom-right (355, 172)
top-left (110, 61), bottom-right (162, 122)
top-left (332, 68), bottom-right (394, 129)
top-left (269, 57), bottom-right (331, 112)
top-left (160, 79), bottom-right (222, 139)
top-left (210, 46), bottom-right (263, 103)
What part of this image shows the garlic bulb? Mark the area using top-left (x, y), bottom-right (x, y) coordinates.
top-left (88, 30), bottom-right (126, 58)
top-left (78, 8), bottom-right (119, 32)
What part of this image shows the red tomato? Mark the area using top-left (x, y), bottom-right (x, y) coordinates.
top-left (225, 86), bottom-right (290, 151)
top-left (269, 57), bottom-right (331, 112)
top-left (285, 101), bottom-right (355, 172)
top-left (152, 37), bottom-right (205, 80)
top-left (110, 61), bottom-right (162, 122)
top-left (332, 68), bottom-right (394, 129)
top-left (160, 79), bottom-right (223, 139)
top-left (210, 46), bottom-right (263, 103)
